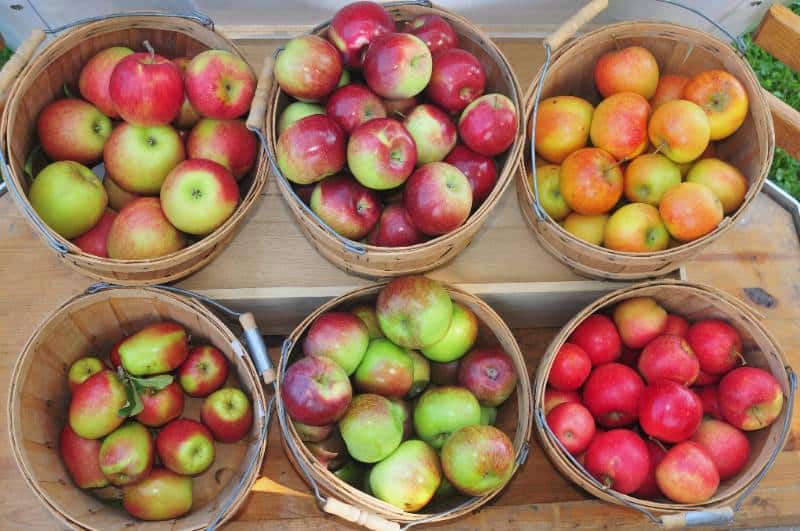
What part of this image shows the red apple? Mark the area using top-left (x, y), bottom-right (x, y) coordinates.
top-left (582, 363), bottom-right (644, 427)
top-left (368, 203), bottom-right (425, 247)
top-left (59, 424), bottom-right (108, 489)
top-left (594, 46), bottom-right (659, 99)
top-left (403, 104), bottom-right (458, 164)
top-left (348, 118), bottom-right (416, 190)
top-left (277, 114), bottom-right (346, 185)
top-left (589, 92), bottom-right (650, 162)
top-left (458, 347), bottom-right (516, 407)
top-left (109, 51), bottom-right (183, 126)
top-left (718, 367), bottom-right (784, 431)
top-left (686, 319), bottom-right (743, 375)
top-left (187, 118), bottom-right (257, 180)
top-left (281, 355), bottom-right (352, 426)
top-left (696, 369), bottom-right (719, 386)
top-left (329, 1), bottom-right (396, 69)
top-left (67, 356), bottom-right (106, 393)
top-left (69, 370), bottom-right (127, 439)
top-left (402, 14), bottom-right (457, 53)
top-left (619, 345), bottom-right (640, 368)
top-left (663, 314), bottom-right (689, 337)
top-left (326, 84), bottom-right (387, 133)
top-left (79, 46), bottom-right (134, 118)
top-left (404, 161), bottom-right (472, 236)
top-left (690, 418), bottom-right (750, 480)
top-left (37, 98), bottom-right (112, 165)
top-left (201, 387), bottom-right (254, 443)
top-left (547, 402), bottom-right (596, 454)
top-left (156, 418), bottom-right (215, 475)
top-left (123, 468), bottom-right (192, 520)
top-left (426, 48), bottom-right (486, 113)
top-left (569, 314), bottom-right (621, 366)
top-left (354, 338), bottom-right (414, 398)
top-left (275, 35), bottom-right (342, 102)
top-left (559, 148), bottom-right (623, 215)
top-left (185, 49), bottom-right (256, 119)
top-left (635, 439), bottom-right (668, 499)
top-left (310, 174), bottom-right (381, 240)
top-left (106, 197), bottom-right (185, 260)
top-left (585, 429), bottom-right (649, 493)
top-left (136, 381), bottom-right (184, 428)
top-left (640, 380), bottom-right (703, 443)
top-left (109, 339), bottom-right (123, 368)
top-left (72, 209), bottom-right (116, 258)
top-left (458, 93), bottom-right (517, 157)
top-left (613, 297), bottom-right (668, 349)
top-left (544, 387), bottom-right (581, 413)
top-left (363, 32), bottom-right (432, 99)
top-left (695, 385), bottom-right (723, 420)
top-left (444, 145), bottom-right (497, 205)
top-left (384, 96), bottom-right (418, 118)
top-left (656, 441), bottom-right (719, 503)
top-left (637, 334), bottom-right (700, 386)
top-left (303, 312), bottom-right (370, 375)
top-left (177, 345), bottom-right (229, 398)
top-left (171, 56), bottom-right (202, 130)
top-left (547, 342), bottom-right (591, 391)
top-left (430, 359), bottom-right (460, 386)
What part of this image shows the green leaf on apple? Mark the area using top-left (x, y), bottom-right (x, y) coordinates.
top-left (130, 373), bottom-right (174, 391)
top-left (62, 83), bottom-right (74, 99)
top-left (23, 144), bottom-right (48, 184)
top-left (119, 377), bottom-right (144, 417)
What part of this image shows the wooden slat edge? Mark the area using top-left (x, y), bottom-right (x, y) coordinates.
top-left (765, 91), bottom-right (800, 159)
top-left (754, 4), bottom-right (800, 73)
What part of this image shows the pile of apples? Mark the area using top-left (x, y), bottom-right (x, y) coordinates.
top-left (544, 297), bottom-right (785, 503)
top-left (281, 276), bottom-right (518, 511)
top-left (532, 45), bottom-right (750, 251)
top-left (59, 322), bottom-right (254, 521)
top-left (29, 42), bottom-right (258, 259)
top-left (274, 1), bottom-right (519, 246)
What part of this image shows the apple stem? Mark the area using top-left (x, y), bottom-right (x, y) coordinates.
top-left (735, 350), bottom-right (747, 366)
top-left (143, 40), bottom-right (155, 61)
top-left (611, 34), bottom-right (621, 50)
top-left (648, 436), bottom-right (668, 453)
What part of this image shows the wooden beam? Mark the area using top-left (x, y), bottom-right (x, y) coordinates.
top-left (754, 4), bottom-right (800, 73)
top-left (766, 90), bottom-right (800, 159)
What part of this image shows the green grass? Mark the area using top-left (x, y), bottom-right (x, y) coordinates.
top-left (0, 46), bottom-right (11, 68)
top-left (742, 1), bottom-right (800, 200)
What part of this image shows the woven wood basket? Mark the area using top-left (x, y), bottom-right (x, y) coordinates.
top-left (262, 1), bottom-right (525, 278)
top-left (274, 280), bottom-right (533, 530)
top-left (534, 280), bottom-right (796, 528)
top-left (516, 0), bottom-right (775, 280)
top-left (0, 13), bottom-right (271, 285)
top-left (8, 285), bottom-right (272, 530)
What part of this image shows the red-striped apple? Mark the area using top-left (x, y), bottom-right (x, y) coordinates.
top-left (59, 424), bottom-right (109, 489)
top-left (278, 115), bottom-right (346, 185)
top-left (594, 46), bottom-right (659, 99)
top-left (187, 118), bottom-right (257, 180)
top-left (275, 35), bottom-right (342, 102)
top-left (136, 382), bottom-right (184, 427)
top-left (329, 1), bottom-right (396, 69)
top-left (363, 32), bottom-right (432, 99)
top-left (185, 49), bottom-right (256, 119)
top-left (106, 198), bottom-right (185, 259)
top-left (348, 117), bottom-right (416, 190)
top-left (326, 84), bottom-right (386, 133)
top-left (37, 99), bottom-right (111, 165)
top-left (68, 370), bottom-right (127, 439)
top-left (303, 312), bottom-right (370, 375)
top-left (404, 162), bottom-right (472, 235)
top-left (310, 174), bottom-right (381, 240)
top-left (99, 421), bottom-right (154, 485)
top-left (79, 46), bottom-right (134, 118)
top-left (282, 355), bottom-right (351, 426)
top-left (201, 387), bottom-right (254, 443)
top-left (426, 48), bottom-right (485, 113)
top-left (109, 51), bottom-right (183, 126)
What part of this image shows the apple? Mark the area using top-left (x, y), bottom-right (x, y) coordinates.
top-left (569, 314), bottom-right (621, 366)
top-left (99, 421), bottom-right (154, 486)
top-left (480, 406), bottom-right (497, 426)
top-left (660, 182), bottom-right (723, 242)
top-left (430, 359), bottom-right (461, 386)
top-left (370, 439), bottom-right (441, 511)
top-left (533, 95), bottom-right (592, 164)
top-left (310, 174), bottom-right (381, 240)
top-left (590, 92), bottom-right (650, 161)
top-left (559, 148), bottom-right (622, 215)
top-left (584, 429), bottom-right (649, 493)
top-left (544, 387), bottom-right (581, 414)
top-left (562, 213), bottom-right (609, 246)
top-left (106, 198), bottom-right (185, 259)
top-left (547, 402), bottom-right (596, 455)
top-left (339, 393), bottom-right (404, 462)
top-left (59, 424), bottom-right (108, 489)
top-left (686, 158), bottom-right (747, 214)
top-left (604, 203), bottom-right (670, 252)
top-left (690, 418), bottom-right (750, 480)
top-left (67, 356), bottom-right (105, 393)
top-left (675, 141), bottom-right (717, 177)
top-left (458, 93), bottom-right (517, 157)
top-left (123, 467), bottom-right (192, 520)
top-left (351, 304), bottom-right (384, 339)
top-left (403, 14), bottom-right (457, 53)
top-left (618, 345), bottom-right (640, 368)
top-left (623, 153), bottom-right (681, 206)
top-left (638, 334), bottom-right (700, 386)
top-left (79, 46), bottom-right (134, 118)
top-left (684, 69), bottom-right (749, 140)
top-left (635, 439), bottom-right (668, 499)
top-left (413, 386), bottom-right (481, 449)
top-left (136, 382), bottom-right (184, 428)
top-left (650, 74), bottom-right (690, 110)
top-left (548, 342), bottom-right (591, 391)
top-left (104, 176), bottom-right (140, 211)
top-left (363, 32), bottom-right (432, 99)
top-left (68, 370), bottom-right (127, 439)
top-left (664, 313), bottom-right (689, 337)
top-left (686, 319), bottom-right (743, 375)
top-left (420, 302), bottom-right (478, 362)
top-left (185, 49), bottom-right (256, 119)
top-left (696, 370), bottom-right (720, 386)
top-left (104, 122), bottom-right (185, 194)
top-left (368, 203), bottom-right (425, 247)
top-left (594, 46), bottom-right (659, 99)
top-left (441, 425), bottom-right (514, 496)
top-left (177, 345), bottom-right (229, 398)
top-left (275, 35), bottom-right (342, 102)
top-left (648, 100), bottom-right (710, 163)
top-left (656, 441), bottom-right (719, 503)
top-left (201, 387), bottom-right (254, 443)
top-left (160, 158), bottom-right (239, 236)
top-left (390, 398), bottom-right (414, 440)
top-left (613, 296), bottom-right (668, 349)
top-left (458, 347), bottom-right (516, 407)
top-left (326, 84), bottom-right (387, 133)
top-left (695, 385), bottom-right (723, 420)
top-left (118, 321), bottom-right (188, 376)
top-left (406, 349), bottom-right (431, 398)
top-left (37, 98), bottom-right (111, 165)
top-left (426, 48), bottom-right (486, 113)
top-left (582, 363), bottom-right (644, 427)
top-left (278, 115), bottom-right (346, 185)
top-left (109, 51), bottom-right (183, 126)
top-left (329, 1), bottom-right (396, 69)
top-left (304, 312), bottom-right (370, 375)
top-left (446, 145), bottom-right (498, 206)
top-left (384, 96), bottom-right (419, 118)
top-left (72, 209), bottom-right (116, 258)
top-left (354, 338), bottom-right (414, 398)
top-left (718, 367), bottom-right (784, 431)
top-left (155, 418), bottom-right (215, 475)
top-left (187, 119), bottom-right (257, 180)
top-left (334, 460), bottom-right (368, 487)
top-left (640, 380), bottom-right (703, 443)
top-left (171, 56), bottom-right (202, 130)
top-left (307, 431), bottom-right (348, 471)
top-left (293, 421), bottom-right (333, 443)
top-left (376, 275), bottom-right (453, 349)
top-left (29, 161), bottom-right (107, 239)
top-left (281, 355), bottom-right (352, 426)
top-left (403, 104), bottom-right (457, 164)
top-left (404, 162), bottom-right (472, 235)
top-left (109, 339), bottom-right (123, 368)
top-left (278, 102), bottom-right (325, 135)
top-left (348, 117), bottom-right (416, 190)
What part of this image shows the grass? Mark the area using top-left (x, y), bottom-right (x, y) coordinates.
top-left (742, 1), bottom-right (800, 200)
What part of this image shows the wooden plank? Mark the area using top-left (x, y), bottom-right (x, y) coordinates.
top-left (754, 3), bottom-right (800, 73)
top-left (766, 90), bottom-right (800, 159)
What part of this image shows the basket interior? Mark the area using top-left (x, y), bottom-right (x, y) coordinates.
top-left (536, 283), bottom-right (791, 510)
top-left (279, 285), bottom-right (531, 522)
top-left (9, 290), bottom-right (266, 530)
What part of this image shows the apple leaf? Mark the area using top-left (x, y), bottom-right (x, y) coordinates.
top-left (62, 83), bottom-right (74, 98)
top-left (119, 379), bottom-right (143, 417)
top-left (23, 145), bottom-right (47, 183)
top-left (131, 373), bottom-right (174, 392)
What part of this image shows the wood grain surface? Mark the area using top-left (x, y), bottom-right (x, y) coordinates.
top-left (0, 37), bottom-right (798, 530)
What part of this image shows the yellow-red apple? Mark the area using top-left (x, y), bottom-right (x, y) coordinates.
top-left (532, 164), bottom-right (571, 221)
top-left (533, 96), bottom-right (593, 163)
top-left (649, 74), bottom-right (689, 110)
top-left (604, 203), bottom-right (669, 252)
top-left (559, 148), bottom-right (623, 215)
top-left (594, 46), bottom-right (659, 99)
top-left (589, 92), bottom-right (650, 161)
top-left (686, 158), bottom-right (747, 214)
top-left (659, 182), bottom-right (723, 242)
top-left (683, 69), bottom-right (749, 140)
top-left (648, 100), bottom-right (710, 163)
top-left (561, 213), bottom-right (609, 246)
top-left (624, 153), bottom-right (681, 206)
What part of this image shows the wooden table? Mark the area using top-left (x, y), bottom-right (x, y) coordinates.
top-left (1, 37), bottom-right (798, 530)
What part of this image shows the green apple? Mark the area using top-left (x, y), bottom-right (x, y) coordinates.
top-left (123, 467), bottom-right (192, 520)
top-left (303, 312), bottom-right (370, 375)
top-left (98, 421), bottom-right (154, 486)
top-left (29, 161), bottom-right (108, 239)
top-left (390, 398), bottom-right (414, 440)
top-left (334, 459), bottom-right (368, 487)
top-left (118, 321), bottom-right (188, 376)
top-left (441, 425), bottom-right (515, 496)
top-left (351, 304), bottom-right (384, 339)
top-left (354, 339), bottom-right (413, 398)
top-left (433, 474), bottom-right (457, 501)
top-left (480, 406), bottom-right (498, 426)
top-left (278, 102), bottom-right (325, 136)
top-left (533, 164), bottom-right (571, 221)
top-left (67, 357), bottom-right (105, 393)
top-left (421, 302), bottom-right (479, 362)
top-left (369, 440), bottom-right (441, 512)
top-left (339, 393), bottom-right (404, 463)
top-left (413, 386), bottom-right (481, 449)
top-left (624, 153), bottom-right (681, 206)
top-left (68, 370), bottom-right (127, 439)
top-left (405, 349), bottom-right (430, 398)
top-left (376, 275), bottom-right (453, 349)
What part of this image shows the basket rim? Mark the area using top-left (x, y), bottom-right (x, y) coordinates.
top-left (519, 19), bottom-right (775, 261)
